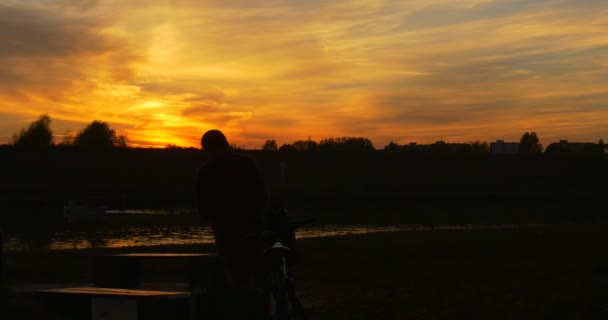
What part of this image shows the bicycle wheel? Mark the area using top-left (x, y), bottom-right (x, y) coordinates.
top-left (270, 275), bottom-right (290, 320)
top-left (269, 277), bottom-right (307, 320)
top-left (286, 282), bottom-right (307, 320)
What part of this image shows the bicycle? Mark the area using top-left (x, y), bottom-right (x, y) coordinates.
top-left (260, 208), bottom-right (313, 320)
top-left (197, 209), bottom-right (313, 320)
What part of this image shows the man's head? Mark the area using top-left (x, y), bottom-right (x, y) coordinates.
top-left (201, 129), bottom-right (229, 153)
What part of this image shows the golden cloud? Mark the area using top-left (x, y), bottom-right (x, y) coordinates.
top-left (1, 0), bottom-right (607, 147)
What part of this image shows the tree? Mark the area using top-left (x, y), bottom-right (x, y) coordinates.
top-left (429, 140), bottom-right (449, 154)
top-left (73, 120), bottom-right (126, 149)
top-left (262, 139), bottom-right (278, 152)
top-left (114, 134), bottom-right (128, 148)
top-left (519, 132), bottom-right (543, 154)
top-left (384, 141), bottom-right (402, 152)
top-left (544, 142), bottom-right (569, 156)
top-left (279, 143), bottom-right (295, 152)
top-left (583, 139), bottom-right (608, 157)
top-left (470, 141), bottom-right (489, 154)
top-left (229, 142), bottom-right (245, 151)
top-left (318, 137), bottom-right (374, 152)
top-left (11, 114), bottom-right (54, 149)
top-left (292, 139), bottom-right (318, 152)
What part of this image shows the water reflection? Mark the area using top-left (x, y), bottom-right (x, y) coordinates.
top-left (1, 205), bottom-right (516, 252)
top-left (106, 208), bottom-right (193, 215)
top-left (4, 223), bottom-right (515, 252)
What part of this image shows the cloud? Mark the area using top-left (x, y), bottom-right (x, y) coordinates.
top-left (0, 2), bottom-right (142, 111)
top-left (402, 0), bottom-right (608, 30)
top-left (1, 0), bottom-right (608, 147)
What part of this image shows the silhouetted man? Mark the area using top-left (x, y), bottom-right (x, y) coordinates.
top-left (0, 226), bottom-right (3, 286)
top-left (195, 130), bottom-right (266, 287)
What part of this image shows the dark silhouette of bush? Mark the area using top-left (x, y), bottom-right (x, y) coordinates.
top-left (279, 143), bottom-right (295, 152)
top-left (11, 114), bottom-right (54, 149)
top-left (262, 139), bottom-right (278, 151)
top-left (354, 140), bottom-right (490, 154)
top-left (469, 141), bottom-right (489, 154)
top-left (545, 139), bottom-right (607, 157)
top-left (429, 140), bottom-right (450, 154)
top-left (318, 137), bottom-right (374, 152)
top-left (519, 132), bottom-right (543, 154)
top-left (165, 143), bottom-right (182, 149)
top-left (114, 134), bottom-right (128, 148)
top-left (384, 141), bottom-right (402, 152)
top-left (590, 139), bottom-right (607, 157)
top-left (229, 142), bottom-right (246, 151)
top-left (73, 120), bottom-right (127, 150)
top-left (544, 143), bottom-right (572, 156)
top-left (292, 139), bottom-right (318, 152)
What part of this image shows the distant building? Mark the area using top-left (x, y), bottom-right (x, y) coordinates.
top-left (490, 140), bottom-right (519, 154)
top-left (559, 140), bottom-right (596, 151)
top-left (446, 143), bottom-right (470, 152)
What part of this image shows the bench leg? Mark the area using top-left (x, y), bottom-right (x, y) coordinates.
top-left (94, 257), bottom-right (141, 288)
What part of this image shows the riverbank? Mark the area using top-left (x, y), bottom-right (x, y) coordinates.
top-left (4, 223), bottom-right (608, 319)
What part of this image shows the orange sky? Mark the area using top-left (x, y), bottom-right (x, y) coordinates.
top-left (1, 0), bottom-right (607, 148)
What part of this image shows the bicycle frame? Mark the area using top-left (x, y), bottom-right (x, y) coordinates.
top-left (203, 209), bottom-right (311, 320)
top-left (261, 210), bottom-right (311, 320)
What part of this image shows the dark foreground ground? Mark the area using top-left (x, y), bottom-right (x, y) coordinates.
top-left (3, 223), bottom-right (608, 319)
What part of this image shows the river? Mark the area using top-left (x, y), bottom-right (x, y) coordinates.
top-left (1, 207), bottom-right (515, 251)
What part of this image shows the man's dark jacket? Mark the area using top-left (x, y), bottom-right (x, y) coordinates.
top-left (195, 152), bottom-right (266, 257)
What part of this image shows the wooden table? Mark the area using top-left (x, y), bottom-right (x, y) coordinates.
top-left (37, 287), bottom-right (191, 320)
top-left (93, 253), bottom-right (217, 289)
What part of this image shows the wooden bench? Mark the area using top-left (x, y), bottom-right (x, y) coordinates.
top-left (93, 253), bottom-right (217, 289)
top-left (36, 287), bottom-right (191, 320)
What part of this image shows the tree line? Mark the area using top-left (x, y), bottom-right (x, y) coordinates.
top-left (6, 114), bottom-right (607, 156)
top-left (262, 132), bottom-right (606, 156)
top-left (261, 137), bottom-right (375, 152)
top-left (9, 115), bottom-right (126, 150)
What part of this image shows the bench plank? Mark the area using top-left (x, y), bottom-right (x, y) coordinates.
top-left (111, 253), bottom-right (214, 258)
top-left (39, 287), bottom-right (190, 298)
top-left (36, 287), bottom-right (192, 320)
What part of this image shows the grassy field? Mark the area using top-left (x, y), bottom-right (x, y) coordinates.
top-left (297, 224), bottom-right (608, 319)
top-left (3, 223), bottom-right (608, 319)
